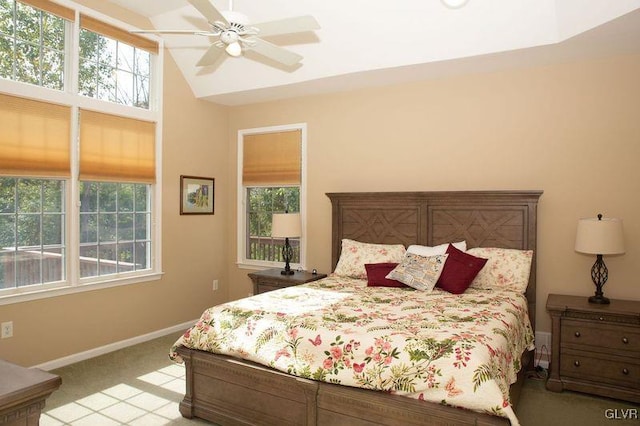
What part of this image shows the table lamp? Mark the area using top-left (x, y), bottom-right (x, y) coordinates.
top-left (271, 212), bottom-right (301, 275)
top-left (574, 214), bottom-right (625, 304)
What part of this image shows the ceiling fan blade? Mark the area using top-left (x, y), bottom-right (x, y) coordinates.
top-left (131, 29), bottom-right (216, 36)
top-left (248, 38), bottom-right (303, 66)
top-left (197, 44), bottom-right (226, 66)
top-left (188, 0), bottom-right (227, 24)
top-left (252, 15), bottom-right (320, 37)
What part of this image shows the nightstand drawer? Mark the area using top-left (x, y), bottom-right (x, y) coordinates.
top-left (560, 349), bottom-right (640, 388)
top-left (564, 309), bottom-right (640, 326)
top-left (561, 319), bottom-right (640, 353)
top-left (259, 278), bottom-right (288, 287)
top-left (258, 284), bottom-right (283, 294)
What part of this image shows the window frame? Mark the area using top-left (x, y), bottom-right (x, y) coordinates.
top-left (0, 1), bottom-right (163, 305)
top-left (237, 123), bottom-right (307, 270)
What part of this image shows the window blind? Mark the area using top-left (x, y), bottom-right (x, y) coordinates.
top-left (20, 0), bottom-right (74, 21)
top-left (242, 130), bottom-right (301, 186)
top-left (80, 14), bottom-right (158, 54)
top-left (0, 93), bottom-right (71, 177)
top-left (79, 109), bottom-right (156, 183)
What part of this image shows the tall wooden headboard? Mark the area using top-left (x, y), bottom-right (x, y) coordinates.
top-left (326, 190), bottom-right (543, 331)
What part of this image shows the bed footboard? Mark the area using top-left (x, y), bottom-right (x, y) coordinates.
top-left (178, 346), bottom-right (318, 425)
top-left (317, 382), bottom-right (510, 426)
top-left (177, 346), bottom-right (528, 426)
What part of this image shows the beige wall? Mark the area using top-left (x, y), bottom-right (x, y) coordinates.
top-left (227, 53), bottom-right (640, 335)
top-left (0, 2), bottom-right (230, 366)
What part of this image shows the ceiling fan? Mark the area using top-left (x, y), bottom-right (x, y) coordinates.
top-left (132, 0), bottom-right (320, 68)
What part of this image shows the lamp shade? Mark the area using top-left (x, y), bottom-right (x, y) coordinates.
top-left (575, 216), bottom-right (625, 255)
top-left (272, 213), bottom-right (301, 238)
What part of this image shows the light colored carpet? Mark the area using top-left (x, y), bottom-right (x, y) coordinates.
top-left (42, 332), bottom-right (208, 426)
top-left (517, 372), bottom-right (639, 426)
top-left (41, 332), bottom-right (639, 425)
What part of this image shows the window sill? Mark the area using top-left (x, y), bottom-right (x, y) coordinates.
top-left (0, 271), bottom-right (164, 306)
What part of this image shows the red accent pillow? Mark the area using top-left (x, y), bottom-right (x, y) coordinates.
top-left (436, 244), bottom-right (488, 294)
top-left (364, 263), bottom-right (407, 288)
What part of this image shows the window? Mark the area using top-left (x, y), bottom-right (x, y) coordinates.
top-left (246, 187), bottom-right (300, 264)
top-left (79, 15), bottom-right (154, 109)
top-left (0, 177), bottom-right (65, 289)
top-left (238, 125), bottom-right (306, 268)
top-left (79, 182), bottom-right (150, 278)
top-left (0, 93), bottom-right (69, 291)
top-left (77, 109), bottom-right (154, 277)
top-left (0, 0), bottom-right (72, 90)
top-left (0, 1), bottom-right (161, 302)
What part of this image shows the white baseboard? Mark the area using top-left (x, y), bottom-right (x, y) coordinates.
top-left (34, 320), bottom-right (197, 371)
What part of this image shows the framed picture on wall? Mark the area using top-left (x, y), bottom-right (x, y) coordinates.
top-left (180, 175), bottom-right (215, 215)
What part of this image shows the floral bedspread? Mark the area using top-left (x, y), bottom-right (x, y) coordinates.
top-left (171, 275), bottom-right (534, 425)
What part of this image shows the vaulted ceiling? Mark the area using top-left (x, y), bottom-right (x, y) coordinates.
top-left (108, 0), bottom-right (640, 106)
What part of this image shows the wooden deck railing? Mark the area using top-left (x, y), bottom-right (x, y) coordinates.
top-left (0, 249), bottom-right (139, 288)
top-left (248, 236), bottom-right (300, 263)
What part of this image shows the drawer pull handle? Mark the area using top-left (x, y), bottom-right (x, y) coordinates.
top-left (599, 316), bottom-right (604, 321)
top-left (574, 360), bottom-right (581, 367)
top-left (622, 368), bottom-right (629, 375)
top-left (622, 337), bottom-right (629, 344)
top-left (574, 331), bottom-right (581, 338)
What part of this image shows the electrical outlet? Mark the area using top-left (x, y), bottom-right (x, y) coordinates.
top-left (212, 279), bottom-right (219, 291)
top-left (1, 321), bottom-right (13, 339)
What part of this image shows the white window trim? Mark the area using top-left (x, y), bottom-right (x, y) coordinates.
top-left (0, 2), bottom-right (164, 306)
top-left (236, 123), bottom-right (307, 270)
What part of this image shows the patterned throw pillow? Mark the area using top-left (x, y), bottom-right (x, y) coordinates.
top-left (385, 253), bottom-right (448, 291)
top-left (466, 247), bottom-right (533, 293)
top-left (333, 239), bottom-right (406, 279)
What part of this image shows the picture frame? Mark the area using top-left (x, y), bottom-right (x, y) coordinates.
top-left (180, 175), bottom-right (215, 215)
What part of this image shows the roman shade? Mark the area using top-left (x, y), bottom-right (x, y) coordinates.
top-left (20, 0), bottom-right (74, 21)
top-left (242, 130), bottom-right (301, 186)
top-left (0, 93), bottom-right (71, 177)
top-left (80, 14), bottom-right (158, 54)
top-left (79, 109), bottom-right (156, 183)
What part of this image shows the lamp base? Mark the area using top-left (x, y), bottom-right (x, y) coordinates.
top-left (588, 294), bottom-right (610, 305)
top-left (280, 237), bottom-right (295, 276)
top-left (589, 255), bottom-right (610, 305)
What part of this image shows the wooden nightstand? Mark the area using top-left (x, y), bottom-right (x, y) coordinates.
top-left (0, 359), bottom-right (61, 425)
top-left (248, 268), bottom-right (327, 295)
top-left (546, 293), bottom-right (640, 403)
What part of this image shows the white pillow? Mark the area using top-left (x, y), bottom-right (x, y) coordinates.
top-left (466, 247), bottom-right (533, 293)
top-left (407, 241), bottom-right (466, 256)
top-left (385, 253), bottom-right (448, 292)
top-left (333, 239), bottom-right (406, 279)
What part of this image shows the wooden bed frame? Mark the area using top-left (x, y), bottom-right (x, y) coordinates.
top-left (177, 190), bottom-right (543, 425)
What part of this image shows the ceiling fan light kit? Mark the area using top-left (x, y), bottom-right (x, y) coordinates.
top-left (132, 0), bottom-right (320, 69)
top-left (225, 41), bottom-right (242, 57)
top-left (441, 0), bottom-right (470, 9)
